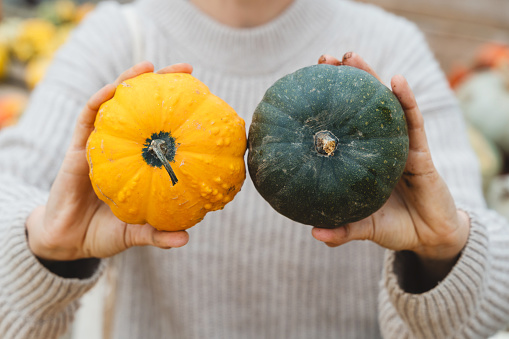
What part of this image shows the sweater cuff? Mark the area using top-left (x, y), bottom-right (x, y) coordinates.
top-left (0, 199), bottom-right (105, 332)
top-left (382, 209), bottom-right (489, 338)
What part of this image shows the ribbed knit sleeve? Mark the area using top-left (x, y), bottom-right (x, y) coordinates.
top-left (370, 10), bottom-right (509, 339)
top-left (380, 210), bottom-right (509, 338)
top-left (0, 2), bottom-right (133, 338)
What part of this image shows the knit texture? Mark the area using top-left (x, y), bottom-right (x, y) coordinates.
top-left (1, 0), bottom-right (509, 338)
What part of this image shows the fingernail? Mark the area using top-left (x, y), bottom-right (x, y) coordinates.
top-left (343, 52), bottom-right (353, 62)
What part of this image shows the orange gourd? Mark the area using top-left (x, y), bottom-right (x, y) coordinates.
top-left (86, 72), bottom-right (247, 231)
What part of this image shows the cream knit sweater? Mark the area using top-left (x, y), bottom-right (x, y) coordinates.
top-left (1, 0), bottom-right (509, 338)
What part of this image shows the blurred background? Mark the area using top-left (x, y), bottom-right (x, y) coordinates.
top-left (0, 0), bottom-right (508, 338)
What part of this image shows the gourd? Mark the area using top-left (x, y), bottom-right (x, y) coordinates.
top-left (25, 55), bottom-right (52, 89)
top-left (11, 19), bottom-right (56, 62)
top-left (248, 65), bottom-right (408, 228)
top-left (466, 124), bottom-right (503, 193)
top-left (456, 69), bottom-right (509, 153)
top-left (0, 41), bottom-right (8, 79)
top-left (86, 73), bottom-right (247, 231)
top-left (0, 91), bottom-right (28, 129)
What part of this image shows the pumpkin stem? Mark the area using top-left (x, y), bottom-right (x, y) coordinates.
top-left (314, 130), bottom-right (338, 156)
top-left (149, 139), bottom-right (178, 185)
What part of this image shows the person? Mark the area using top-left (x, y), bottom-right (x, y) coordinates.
top-left (1, 0), bottom-right (508, 338)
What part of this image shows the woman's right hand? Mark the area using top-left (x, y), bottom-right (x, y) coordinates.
top-left (26, 61), bottom-right (192, 261)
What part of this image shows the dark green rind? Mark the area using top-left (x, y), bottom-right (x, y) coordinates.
top-left (247, 65), bottom-right (409, 228)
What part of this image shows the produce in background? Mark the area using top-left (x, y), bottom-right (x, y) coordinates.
top-left (449, 43), bottom-right (509, 198)
top-left (11, 18), bottom-right (57, 63)
top-left (467, 124), bottom-right (504, 192)
top-left (456, 68), bottom-right (509, 153)
top-left (37, 0), bottom-right (78, 25)
top-left (24, 55), bottom-right (52, 90)
top-left (0, 18), bottom-right (21, 78)
top-left (449, 43), bottom-right (509, 89)
top-left (87, 73), bottom-right (247, 231)
top-left (248, 65), bottom-right (408, 229)
top-left (0, 1), bottom-right (96, 131)
top-left (73, 2), bottom-right (95, 23)
top-left (449, 43), bottom-right (509, 223)
top-left (0, 42), bottom-right (9, 79)
top-left (449, 43), bottom-right (509, 155)
top-left (474, 43), bottom-right (509, 69)
top-left (0, 1), bottom-right (95, 89)
top-left (23, 24), bottom-right (75, 89)
top-left (37, 0), bottom-right (96, 26)
top-left (0, 92), bottom-right (28, 129)
top-left (0, 18), bottom-right (23, 48)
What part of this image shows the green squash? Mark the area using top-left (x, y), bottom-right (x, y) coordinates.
top-left (248, 65), bottom-right (409, 228)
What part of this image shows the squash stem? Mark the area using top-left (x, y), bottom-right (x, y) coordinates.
top-left (149, 139), bottom-right (178, 185)
top-left (314, 130), bottom-right (338, 156)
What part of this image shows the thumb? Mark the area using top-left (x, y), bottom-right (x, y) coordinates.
top-left (123, 224), bottom-right (189, 249)
top-left (70, 84), bottom-right (116, 151)
top-left (312, 217), bottom-right (375, 247)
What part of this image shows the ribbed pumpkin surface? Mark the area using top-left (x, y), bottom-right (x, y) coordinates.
top-left (87, 73), bottom-right (247, 231)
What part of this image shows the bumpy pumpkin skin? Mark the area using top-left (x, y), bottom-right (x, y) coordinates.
top-left (87, 73), bottom-right (247, 231)
top-left (248, 65), bottom-right (409, 228)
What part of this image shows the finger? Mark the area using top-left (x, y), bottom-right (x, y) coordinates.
top-left (71, 84), bottom-right (116, 150)
top-left (312, 226), bottom-right (352, 247)
top-left (391, 75), bottom-right (429, 154)
top-left (150, 229), bottom-right (189, 249)
top-left (113, 60), bottom-right (155, 87)
top-left (341, 52), bottom-right (384, 84)
top-left (318, 54), bottom-right (342, 66)
top-left (124, 224), bottom-right (189, 249)
top-left (311, 218), bottom-right (374, 247)
top-left (156, 63), bottom-right (193, 75)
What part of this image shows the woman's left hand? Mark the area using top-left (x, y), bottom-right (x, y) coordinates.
top-left (312, 53), bottom-right (470, 279)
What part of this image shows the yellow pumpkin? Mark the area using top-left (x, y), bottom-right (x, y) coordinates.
top-left (25, 55), bottom-right (52, 89)
top-left (12, 19), bottom-right (57, 62)
top-left (0, 41), bottom-right (9, 79)
top-left (86, 73), bottom-right (247, 231)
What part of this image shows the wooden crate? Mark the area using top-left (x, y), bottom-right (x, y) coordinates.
top-left (355, 0), bottom-right (509, 72)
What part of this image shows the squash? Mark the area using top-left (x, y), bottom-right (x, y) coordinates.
top-left (0, 91), bottom-right (28, 129)
top-left (456, 69), bottom-right (509, 153)
top-left (37, 0), bottom-right (77, 25)
top-left (86, 73), bottom-right (247, 231)
top-left (73, 3), bottom-right (96, 23)
top-left (11, 19), bottom-right (57, 62)
top-left (25, 55), bottom-right (52, 89)
top-left (466, 124), bottom-right (503, 193)
top-left (0, 41), bottom-right (8, 79)
top-left (248, 65), bottom-right (408, 228)
top-left (474, 43), bottom-right (509, 69)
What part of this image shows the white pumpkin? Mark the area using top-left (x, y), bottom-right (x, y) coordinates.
top-left (467, 124), bottom-right (504, 192)
top-left (456, 69), bottom-right (509, 153)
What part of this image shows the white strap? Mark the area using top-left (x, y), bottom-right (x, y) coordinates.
top-left (122, 4), bottom-right (144, 64)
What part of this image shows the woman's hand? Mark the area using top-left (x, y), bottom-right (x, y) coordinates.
top-left (26, 61), bottom-right (192, 261)
top-left (313, 53), bottom-right (470, 279)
